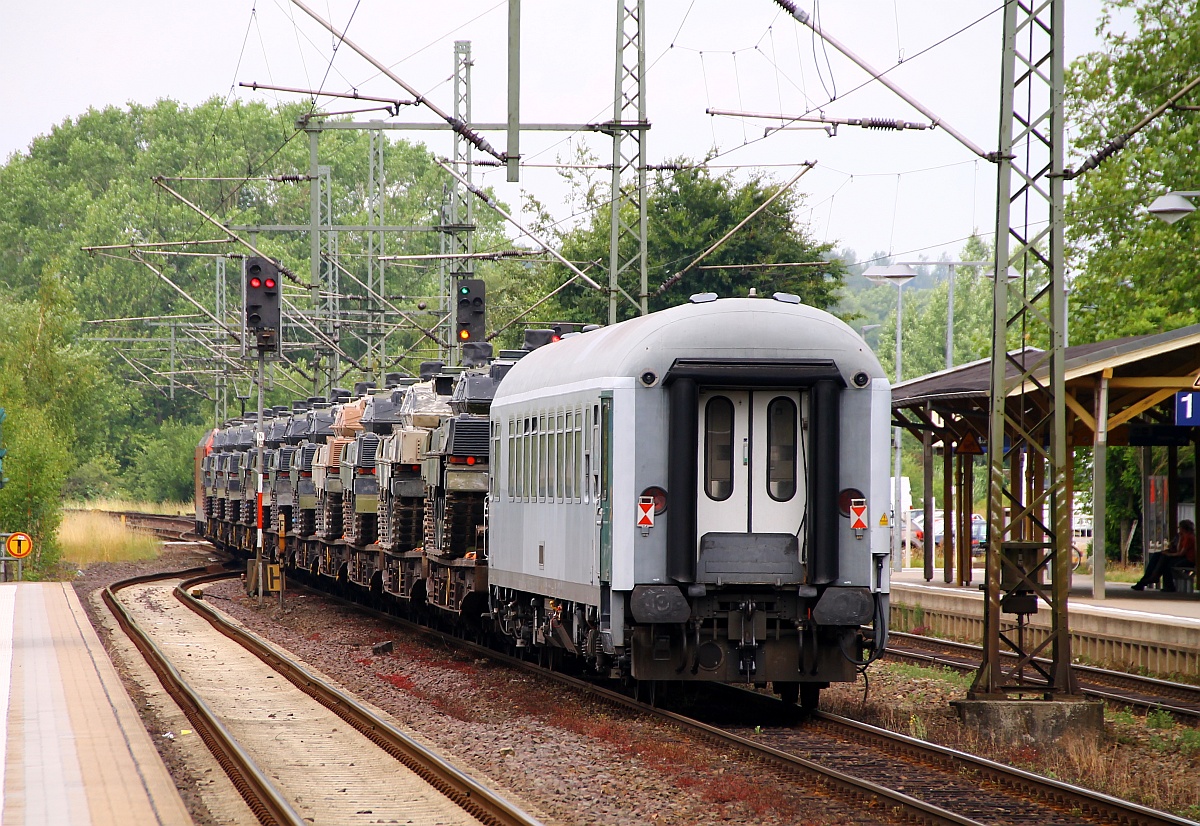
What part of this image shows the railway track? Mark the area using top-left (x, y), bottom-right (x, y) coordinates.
top-left (103, 567), bottom-right (541, 826)
top-left (104, 510), bottom-right (199, 541)
top-left (730, 705), bottom-right (1194, 826)
top-left (280, 571), bottom-right (1194, 826)
top-left (887, 631), bottom-right (1200, 719)
top-left (114, 518), bottom-right (1195, 824)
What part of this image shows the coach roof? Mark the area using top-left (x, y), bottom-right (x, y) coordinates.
top-left (494, 297), bottom-right (886, 400)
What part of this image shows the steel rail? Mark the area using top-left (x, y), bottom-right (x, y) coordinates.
top-left (888, 631), bottom-right (1200, 718)
top-left (286, 576), bottom-right (984, 826)
top-left (104, 569), bottom-right (308, 826)
top-left (287, 572), bottom-right (1196, 826)
top-left (803, 709), bottom-right (1197, 826)
top-left (101, 511), bottom-right (199, 541)
top-left (176, 573), bottom-right (543, 826)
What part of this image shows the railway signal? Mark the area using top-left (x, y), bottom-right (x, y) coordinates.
top-left (455, 279), bottom-right (486, 343)
top-left (245, 257), bottom-right (282, 352)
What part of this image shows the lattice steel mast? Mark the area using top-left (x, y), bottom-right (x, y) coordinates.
top-left (973, 0), bottom-right (1076, 698)
top-left (604, 0), bottom-right (649, 323)
top-left (439, 41), bottom-right (476, 366)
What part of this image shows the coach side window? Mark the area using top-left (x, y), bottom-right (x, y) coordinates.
top-left (507, 419), bottom-right (516, 501)
top-left (704, 396), bottom-right (734, 501)
top-left (766, 397), bottom-right (797, 501)
top-left (566, 409), bottom-right (578, 501)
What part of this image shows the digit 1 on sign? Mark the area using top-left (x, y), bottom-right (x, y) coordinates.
top-left (1175, 391), bottom-right (1200, 426)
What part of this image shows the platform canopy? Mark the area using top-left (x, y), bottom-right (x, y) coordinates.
top-left (889, 322), bottom-right (1200, 593)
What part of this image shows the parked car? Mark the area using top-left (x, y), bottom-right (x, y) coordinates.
top-left (932, 514), bottom-right (986, 554)
top-left (909, 510), bottom-right (943, 547)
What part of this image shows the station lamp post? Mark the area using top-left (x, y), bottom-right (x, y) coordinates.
top-left (864, 264), bottom-right (916, 570)
top-left (888, 261), bottom-right (1020, 370)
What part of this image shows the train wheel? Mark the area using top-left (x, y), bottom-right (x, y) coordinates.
top-left (800, 684), bottom-right (821, 711)
top-left (775, 681), bottom-right (800, 705)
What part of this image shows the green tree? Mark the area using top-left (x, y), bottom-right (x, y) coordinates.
top-left (1065, 0), bottom-right (1200, 343)
top-left (1063, 0), bottom-right (1200, 554)
top-left (0, 276), bottom-right (98, 571)
top-left (539, 161), bottom-right (846, 323)
top-left (871, 236), bottom-right (999, 381)
top-left (123, 421), bottom-right (210, 503)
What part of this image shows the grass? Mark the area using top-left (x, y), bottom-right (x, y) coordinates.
top-left (67, 498), bottom-right (193, 516)
top-left (887, 662), bottom-right (975, 690)
top-left (1096, 562), bottom-right (1143, 583)
top-left (58, 510), bottom-right (163, 568)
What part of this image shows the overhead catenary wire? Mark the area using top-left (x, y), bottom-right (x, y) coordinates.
top-left (434, 159), bottom-right (604, 292)
top-left (288, 0), bottom-right (506, 163)
top-left (122, 251), bottom-right (244, 345)
top-left (1065, 73), bottom-right (1200, 179)
top-left (683, 2), bottom-right (1004, 175)
top-left (656, 163), bottom-right (815, 296)
top-left (321, 254), bottom-right (447, 348)
top-left (769, 0), bottom-right (994, 161)
top-left (240, 81), bottom-right (416, 114)
top-left (151, 177), bottom-right (304, 287)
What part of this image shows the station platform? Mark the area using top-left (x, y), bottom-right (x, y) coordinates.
top-left (893, 567), bottom-right (1200, 618)
top-left (889, 568), bottom-right (1200, 674)
top-left (0, 583), bottom-right (191, 826)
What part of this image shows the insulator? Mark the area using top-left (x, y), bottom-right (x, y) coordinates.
top-left (864, 118), bottom-right (904, 130)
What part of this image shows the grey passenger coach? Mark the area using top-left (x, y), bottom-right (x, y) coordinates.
top-left (487, 293), bottom-right (891, 707)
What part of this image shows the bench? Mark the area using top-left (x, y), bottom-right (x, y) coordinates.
top-left (1170, 567), bottom-right (1195, 594)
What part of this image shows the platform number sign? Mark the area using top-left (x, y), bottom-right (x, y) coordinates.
top-left (1175, 392), bottom-right (1200, 426)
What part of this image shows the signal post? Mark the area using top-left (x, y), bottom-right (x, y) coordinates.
top-left (244, 257), bottom-right (282, 606)
top-left (454, 278), bottom-right (486, 360)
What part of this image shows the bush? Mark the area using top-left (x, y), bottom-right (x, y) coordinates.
top-left (64, 455), bottom-right (123, 500)
top-left (0, 405), bottom-right (70, 573)
top-left (122, 421), bottom-right (207, 503)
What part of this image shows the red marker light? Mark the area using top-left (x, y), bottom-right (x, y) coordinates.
top-left (250, 277), bottom-right (262, 288)
top-left (466, 456), bottom-right (476, 465)
top-left (264, 278), bottom-right (276, 288)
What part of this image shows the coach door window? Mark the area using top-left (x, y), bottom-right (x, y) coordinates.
top-left (766, 397), bottom-right (797, 501)
top-left (704, 396), bottom-right (734, 501)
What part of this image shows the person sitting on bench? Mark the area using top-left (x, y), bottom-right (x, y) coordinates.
top-left (1132, 519), bottom-right (1196, 592)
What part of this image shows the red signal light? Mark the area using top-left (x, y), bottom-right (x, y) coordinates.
top-left (264, 278), bottom-right (276, 289)
top-left (250, 277), bottom-right (262, 288)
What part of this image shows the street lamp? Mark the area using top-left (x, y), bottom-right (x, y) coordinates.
top-left (865, 264), bottom-right (916, 571)
top-left (1148, 191), bottom-right (1200, 224)
top-left (888, 261), bottom-right (1019, 370)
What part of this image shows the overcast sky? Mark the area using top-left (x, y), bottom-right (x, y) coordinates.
top-left (1, 1), bottom-right (1127, 266)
